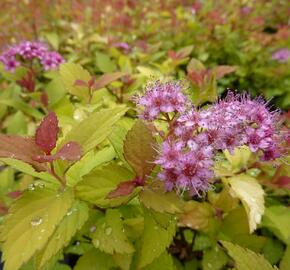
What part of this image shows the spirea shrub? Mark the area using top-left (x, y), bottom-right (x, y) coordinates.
top-left (0, 55), bottom-right (288, 270)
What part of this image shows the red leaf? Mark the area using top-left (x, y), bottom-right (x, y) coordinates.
top-left (0, 134), bottom-right (47, 171)
top-left (93, 72), bottom-right (127, 91)
top-left (7, 191), bottom-right (22, 199)
top-left (34, 141), bottom-right (82, 163)
top-left (213, 65), bottom-right (237, 79)
top-left (40, 91), bottom-right (49, 107)
top-left (74, 79), bottom-right (88, 87)
top-left (35, 112), bottom-right (59, 154)
top-left (275, 176), bottom-right (290, 189)
top-left (107, 181), bottom-right (137, 199)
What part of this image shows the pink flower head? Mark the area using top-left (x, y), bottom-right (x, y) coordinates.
top-left (40, 51), bottom-right (64, 71)
top-left (134, 81), bottom-right (189, 120)
top-left (272, 49), bottom-right (290, 63)
top-left (0, 41), bottom-right (65, 72)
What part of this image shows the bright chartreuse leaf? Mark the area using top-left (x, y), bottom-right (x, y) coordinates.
top-left (35, 200), bottom-right (89, 269)
top-left (0, 188), bottom-right (74, 270)
top-left (46, 75), bottom-right (67, 106)
top-left (75, 163), bottom-right (136, 207)
top-left (262, 205), bottom-right (290, 244)
top-left (74, 248), bottom-right (116, 270)
top-left (95, 52), bottom-right (116, 73)
top-left (123, 120), bottom-right (157, 178)
top-left (202, 245), bottom-right (228, 270)
top-left (6, 111), bottom-right (27, 135)
top-left (137, 209), bottom-right (176, 268)
top-left (142, 252), bottom-right (175, 270)
top-left (280, 245), bottom-right (290, 270)
top-left (59, 106), bottom-right (127, 154)
top-left (65, 146), bottom-right (115, 186)
top-left (139, 184), bottom-right (183, 214)
top-left (59, 63), bottom-right (91, 101)
top-left (227, 174), bottom-right (265, 232)
top-left (221, 241), bottom-right (278, 270)
top-left (92, 209), bottom-right (134, 254)
top-left (224, 146), bottom-right (252, 173)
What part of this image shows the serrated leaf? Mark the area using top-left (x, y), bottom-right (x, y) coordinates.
top-left (35, 200), bottom-right (89, 269)
top-left (202, 245), bottom-right (228, 270)
top-left (35, 141), bottom-right (82, 163)
top-left (35, 112), bottom-right (59, 154)
top-left (143, 252), bottom-right (175, 270)
top-left (75, 163), bottom-right (136, 207)
top-left (94, 72), bottom-right (126, 90)
top-left (138, 209), bottom-right (176, 268)
top-left (139, 184), bottom-right (183, 214)
top-left (66, 146), bottom-right (115, 186)
top-left (0, 188), bottom-right (74, 270)
top-left (227, 174), bottom-right (265, 233)
top-left (262, 205), bottom-right (290, 244)
top-left (59, 106), bottom-right (127, 154)
top-left (0, 134), bottom-right (47, 172)
top-left (221, 241), bottom-right (278, 270)
top-left (178, 201), bottom-right (214, 231)
top-left (74, 249), bottom-right (116, 270)
top-left (124, 120), bottom-right (157, 178)
top-left (59, 63), bottom-right (91, 100)
top-left (92, 209), bottom-right (134, 254)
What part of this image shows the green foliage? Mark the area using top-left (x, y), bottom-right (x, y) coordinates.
top-left (0, 188), bottom-right (74, 270)
top-left (221, 241), bottom-right (279, 270)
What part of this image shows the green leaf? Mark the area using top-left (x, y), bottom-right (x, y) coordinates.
top-left (46, 76), bottom-right (67, 106)
top-left (227, 174), bottom-right (265, 232)
top-left (143, 252), bottom-right (175, 270)
top-left (59, 106), bottom-right (127, 154)
top-left (59, 63), bottom-right (91, 100)
top-left (112, 253), bottom-right (132, 270)
top-left (75, 163), bottom-right (136, 207)
top-left (138, 209), bottom-right (176, 268)
top-left (95, 52), bottom-right (116, 73)
top-left (124, 120), bottom-right (157, 178)
top-left (94, 72), bottom-right (126, 90)
top-left (280, 245), bottom-right (290, 270)
top-left (6, 111), bottom-right (27, 135)
top-left (92, 209), bottom-right (134, 254)
top-left (74, 249), bottom-right (116, 270)
top-left (66, 146), bottom-right (115, 186)
top-left (139, 184), bottom-right (183, 214)
top-left (0, 99), bottom-right (43, 119)
top-left (262, 238), bottom-right (284, 265)
top-left (202, 245), bottom-right (228, 270)
top-left (262, 205), bottom-right (290, 244)
top-left (35, 200), bottom-right (89, 269)
top-left (221, 241), bottom-right (278, 270)
top-left (224, 146), bottom-right (252, 173)
top-left (0, 188), bottom-right (74, 270)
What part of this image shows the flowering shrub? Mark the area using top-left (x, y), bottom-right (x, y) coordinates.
top-left (0, 1), bottom-right (289, 270)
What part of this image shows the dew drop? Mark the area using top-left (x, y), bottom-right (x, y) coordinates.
top-left (31, 217), bottom-right (43, 226)
top-left (40, 229), bottom-right (45, 233)
top-left (28, 184), bottom-right (35, 191)
top-left (76, 241), bottom-right (80, 246)
top-left (66, 209), bottom-right (73, 216)
top-left (105, 227), bottom-right (112, 235)
top-left (207, 263), bottom-right (212, 268)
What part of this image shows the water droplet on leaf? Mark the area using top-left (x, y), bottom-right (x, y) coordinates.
top-left (105, 227), bottom-right (112, 235)
top-left (31, 217), bottom-right (43, 226)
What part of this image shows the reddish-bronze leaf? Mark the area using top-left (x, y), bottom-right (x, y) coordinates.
top-left (0, 134), bottom-right (47, 171)
top-left (124, 120), bottom-right (157, 178)
top-left (213, 65), bottom-right (237, 79)
top-left (107, 181), bottom-right (137, 199)
top-left (7, 191), bottom-right (22, 199)
top-left (93, 72), bottom-right (127, 91)
top-left (34, 141), bottom-right (82, 163)
top-left (74, 79), bottom-right (88, 87)
top-left (35, 112), bottom-right (59, 154)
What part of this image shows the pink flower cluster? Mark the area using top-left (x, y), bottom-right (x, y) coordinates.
top-left (0, 41), bottom-right (64, 72)
top-left (271, 48), bottom-right (290, 63)
top-left (135, 82), bottom-right (283, 195)
top-left (134, 81), bottom-right (188, 120)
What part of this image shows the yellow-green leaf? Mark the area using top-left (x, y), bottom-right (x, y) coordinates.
top-left (221, 241), bottom-right (278, 270)
top-left (92, 209), bottom-right (134, 254)
top-left (0, 188), bottom-right (74, 270)
top-left (59, 63), bottom-right (91, 100)
top-left (227, 174), bottom-right (265, 233)
top-left (35, 200), bottom-right (89, 269)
